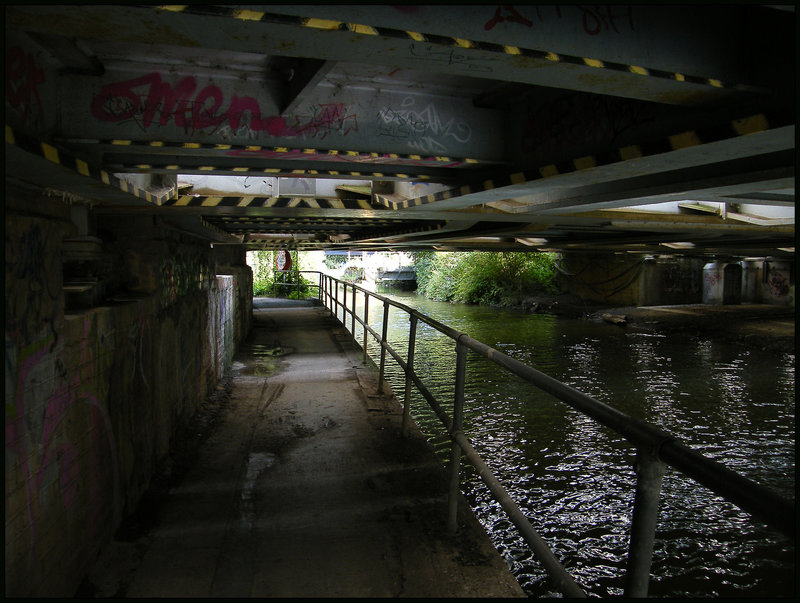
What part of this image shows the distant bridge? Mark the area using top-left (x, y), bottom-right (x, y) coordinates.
top-left (377, 267), bottom-right (416, 282)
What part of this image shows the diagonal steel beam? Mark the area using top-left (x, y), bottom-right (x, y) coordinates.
top-left (280, 59), bottom-right (337, 116)
top-left (377, 113), bottom-right (793, 212)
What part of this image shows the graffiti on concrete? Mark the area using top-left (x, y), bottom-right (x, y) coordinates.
top-left (91, 72), bottom-right (285, 134)
top-left (290, 103), bottom-right (359, 140)
top-left (578, 5), bottom-right (637, 35)
top-left (377, 96), bottom-right (472, 154)
top-left (704, 270), bottom-right (722, 288)
top-left (5, 46), bottom-right (46, 125)
top-left (660, 262), bottom-right (699, 295)
top-left (90, 72), bottom-right (358, 141)
top-left (159, 251), bottom-right (210, 307)
top-left (484, 5), bottom-right (534, 30)
top-left (5, 222), bottom-right (62, 342)
top-left (766, 267), bottom-right (790, 298)
top-left (408, 43), bottom-right (498, 73)
top-left (483, 5), bottom-right (636, 35)
top-left (5, 324), bottom-right (119, 556)
top-left (127, 314), bottom-right (150, 388)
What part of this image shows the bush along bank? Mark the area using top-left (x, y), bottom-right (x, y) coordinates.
top-left (249, 250), bottom-right (318, 299)
top-left (410, 251), bottom-right (569, 310)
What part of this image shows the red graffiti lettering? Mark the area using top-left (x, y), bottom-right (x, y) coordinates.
top-left (5, 46), bottom-right (45, 125)
top-left (485, 5), bottom-right (533, 31)
top-left (90, 72), bottom-right (356, 140)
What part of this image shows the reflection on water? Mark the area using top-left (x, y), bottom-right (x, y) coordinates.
top-left (338, 288), bottom-right (795, 597)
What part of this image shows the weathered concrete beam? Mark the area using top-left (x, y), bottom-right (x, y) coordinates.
top-left (54, 68), bottom-right (503, 159)
top-left (280, 59), bottom-right (337, 115)
top-left (388, 119), bottom-right (793, 212)
top-left (5, 5), bottom-right (781, 105)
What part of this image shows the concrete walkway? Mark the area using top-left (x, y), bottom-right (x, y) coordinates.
top-left (121, 303), bottom-right (525, 597)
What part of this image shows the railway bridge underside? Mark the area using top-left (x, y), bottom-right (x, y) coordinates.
top-left (4, 4), bottom-right (795, 597)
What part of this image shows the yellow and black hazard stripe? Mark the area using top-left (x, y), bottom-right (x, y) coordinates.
top-left (90, 138), bottom-right (479, 167)
top-left (6, 125), bottom-right (173, 205)
top-left (208, 215), bottom-right (403, 228)
top-left (376, 111), bottom-right (794, 210)
top-left (162, 195), bottom-right (385, 210)
top-left (114, 159), bottom-right (436, 181)
top-left (344, 220), bottom-right (446, 243)
top-left (154, 5), bottom-right (748, 92)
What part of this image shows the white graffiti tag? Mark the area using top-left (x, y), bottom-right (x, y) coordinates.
top-left (377, 97), bottom-right (472, 153)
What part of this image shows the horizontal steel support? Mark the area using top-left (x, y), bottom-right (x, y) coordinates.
top-left (394, 125), bottom-right (794, 212)
top-left (99, 154), bottom-right (489, 184)
top-left (61, 140), bottom-right (498, 170)
top-left (53, 69), bottom-right (503, 159)
top-left (7, 5), bottom-right (781, 104)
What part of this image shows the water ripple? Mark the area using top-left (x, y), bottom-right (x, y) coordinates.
top-left (368, 293), bottom-right (794, 597)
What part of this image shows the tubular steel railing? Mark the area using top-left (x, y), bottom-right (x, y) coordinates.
top-left (270, 271), bottom-right (793, 597)
top-left (266, 269), bottom-right (322, 299)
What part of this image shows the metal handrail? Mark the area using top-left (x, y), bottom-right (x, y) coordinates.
top-left (263, 269), bottom-right (322, 298)
top-left (304, 272), bottom-right (793, 597)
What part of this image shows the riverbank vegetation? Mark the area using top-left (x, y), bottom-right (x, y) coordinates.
top-left (411, 251), bottom-right (561, 305)
top-left (247, 249), bottom-right (562, 306)
top-left (248, 250), bottom-right (318, 299)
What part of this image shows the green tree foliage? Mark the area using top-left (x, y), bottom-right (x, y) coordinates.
top-left (411, 250), bottom-right (560, 305)
top-left (250, 250), bottom-right (317, 299)
top-left (324, 253), bottom-right (348, 269)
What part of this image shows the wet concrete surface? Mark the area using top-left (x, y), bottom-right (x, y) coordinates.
top-left (80, 302), bottom-right (524, 598)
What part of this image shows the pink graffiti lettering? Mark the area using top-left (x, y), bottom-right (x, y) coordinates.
top-left (485, 5), bottom-right (533, 30)
top-left (5, 338), bottom-right (51, 551)
top-left (6, 324), bottom-right (119, 556)
top-left (91, 72), bottom-right (289, 135)
top-left (90, 73), bottom-right (359, 141)
top-left (5, 46), bottom-right (45, 125)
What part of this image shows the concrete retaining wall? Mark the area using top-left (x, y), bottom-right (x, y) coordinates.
top-left (5, 189), bottom-right (251, 597)
top-left (561, 253), bottom-right (793, 307)
top-left (558, 253), bottom-right (673, 306)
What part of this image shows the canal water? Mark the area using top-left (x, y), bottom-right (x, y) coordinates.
top-left (338, 290), bottom-right (795, 597)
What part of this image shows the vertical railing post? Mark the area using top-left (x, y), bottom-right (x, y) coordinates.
top-left (351, 283), bottom-right (356, 337)
top-left (342, 282), bottom-right (347, 329)
top-left (318, 272), bottom-right (322, 302)
top-left (447, 338), bottom-right (467, 535)
top-left (402, 313), bottom-right (418, 438)
top-left (362, 292), bottom-right (369, 365)
top-left (334, 279), bottom-right (339, 323)
top-left (624, 448), bottom-right (666, 598)
top-left (377, 299), bottom-right (390, 394)
top-left (327, 277), bottom-right (333, 318)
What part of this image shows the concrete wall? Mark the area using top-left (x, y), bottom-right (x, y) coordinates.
top-left (561, 253), bottom-right (793, 307)
top-left (640, 257), bottom-right (704, 306)
top-left (5, 188), bottom-right (251, 597)
top-left (560, 253), bottom-right (648, 306)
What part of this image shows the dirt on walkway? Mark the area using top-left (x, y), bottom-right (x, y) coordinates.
top-left (78, 304), bottom-right (525, 598)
